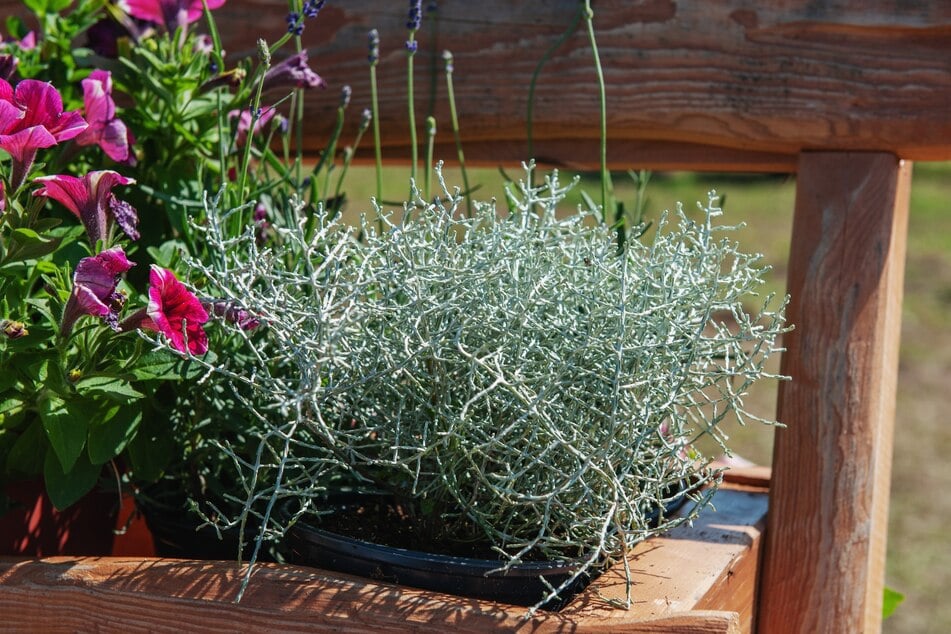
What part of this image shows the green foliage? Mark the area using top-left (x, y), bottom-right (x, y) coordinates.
top-left (0, 0), bottom-right (355, 514)
top-left (883, 586), bottom-right (905, 619)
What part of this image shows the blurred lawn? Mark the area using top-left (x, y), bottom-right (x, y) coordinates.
top-left (335, 162), bottom-right (949, 633)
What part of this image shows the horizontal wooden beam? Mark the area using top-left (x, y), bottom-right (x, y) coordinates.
top-left (209, 0), bottom-right (949, 169)
top-left (0, 485), bottom-right (766, 632)
top-left (4, 1), bottom-right (948, 170)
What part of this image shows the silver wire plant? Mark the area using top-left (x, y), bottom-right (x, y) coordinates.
top-left (185, 164), bottom-right (788, 611)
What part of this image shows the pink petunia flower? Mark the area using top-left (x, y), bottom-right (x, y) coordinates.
top-left (61, 247), bottom-right (135, 336)
top-left (17, 32), bottom-right (36, 50)
top-left (0, 79), bottom-right (88, 190)
top-left (33, 170), bottom-right (138, 246)
top-left (122, 0), bottom-right (226, 33)
top-left (75, 70), bottom-right (135, 164)
top-left (139, 266), bottom-right (209, 355)
top-left (262, 51), bottom-right (326, 94)
top-left (228, 106), bottom-right (280, 148)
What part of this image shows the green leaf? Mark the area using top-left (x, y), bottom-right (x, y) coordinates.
top-left (43, 448), bottom-right (100, 511)
top-left (12, 228), bottom-right (45, 243)
top-left (0, 372), bottom-right (17, 391)
top-left (87, 407), bottom-right (141, 465)
top-left (5, 17), bottom-right (26, 39)
top-left (6, 419), bottom-right (46, 477)
top-left (47, 0), bottom-right (72, 13)
top-left (0, 397), bottom-right (24, 417)
top-left (126, 409), bottom-right (174, 482)
top-left (40, 397), bottom-right (88, 473)
top-left (31, 218), bottom-right (62, 233)
top-left (146, 240), bottom-right (188, 269)
top-left (21, 0), bottom-right (45, 15)
top-left (4, 228), bottom-right (61, 262)
top-left (131, 351), bottom-right (208, 381)
top-left (883, 586), bottom-right (905, 619)
top-left (75, 376), bottom-right (145, 402)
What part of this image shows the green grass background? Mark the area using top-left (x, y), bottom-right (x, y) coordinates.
top-left (332, 162), bottom-right (949, 634)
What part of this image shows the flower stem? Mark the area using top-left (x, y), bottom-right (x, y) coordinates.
top-left (424, 116), bottom-right (436, 201)
top-left (407, 40), bottom-right (419, 196)
top-left (526, 5), bottom-right (583, 189)
top-left (443, 51), bottom-right (472, 217)
top-left (370, 62), bottom-right (383, 208)
top-left (582, 0), bottom-right (614, 222)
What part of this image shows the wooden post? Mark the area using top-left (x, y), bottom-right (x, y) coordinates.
top-left (759, 152), bottom-right (911, 632)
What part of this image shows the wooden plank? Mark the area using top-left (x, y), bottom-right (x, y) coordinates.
top-left (0, 485), bottom-right (765, 632)
top-left (760, 152), bottom-right (911, 632)
top-left (189, 1), bottom-right (951, 167)
top-left (4, 2), bottom-right (950, 168)
top-left (562, 488), bottom-right (767, 633)
top-left (218, 0), bottom-right (951, 166)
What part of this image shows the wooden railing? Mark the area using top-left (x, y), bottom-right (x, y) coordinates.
top-left (3, 1), bottom-right (949, 631)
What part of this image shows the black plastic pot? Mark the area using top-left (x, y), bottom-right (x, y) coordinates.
top-left (285, 513), bottom-right (585, 608)
top-left (141, 505), bottom-right (251, 560)
top-left (283, 488), bottom-right (688, 609)
top-left (136, 489), bottom-right (272, 561)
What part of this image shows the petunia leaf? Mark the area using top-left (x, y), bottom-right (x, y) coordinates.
top-left (5, 419), bottom-right (45, 477)
top-left (43, 447), bottom-right (100, 510)
top-left (87, 406), bottom-right (141, 465)
top-left (75, 376), bottom-right (144, 402)
top-left (131, 350), bottom-right (211, 381)
top-left (39, 396), bottom-right (88, 473)
top-left (126, 408), bottom-right (174, 482)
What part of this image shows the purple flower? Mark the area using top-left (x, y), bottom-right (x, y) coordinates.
top-left (61, 247), bottom-right (135, 336)
top-left (228, 106), bottom-right (279, 148)
top-left (203, 298), bottom-right (260, 331)
top-left (367, 29), bottom-right (379, 65)
top-left (407, 0), bottom-right (422, 31)
top-left (5, 31), bottom-right (36, 51)
top-left (252, 201), bottom-right (270, 244)
top-left (141, 266), bottom-right (209, 355)
top-left (303, 0), bottom-right (324, 18)
top-left (85, 19), bottom-right (131, 58)
top-left (122, 0), bottom-right (227, 32)
top-left (33, 170), bottom-right (138, 245)
top-left (1, 319), bottom-right (28, 339)
top-left (286, 12), bottom-right (303, 36)
top-left (0, 79), bottom-right (88, 190)
top-left (75, 70), bottom-right (135, 165)
top-left (193, 34), bottom-right (213, 54)
top-left (0, 55), bottom-right (17, 82)
top-left (262, 51), bottom-right (326, 94)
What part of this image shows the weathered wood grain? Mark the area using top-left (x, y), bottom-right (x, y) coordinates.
top-left (3, 1), bottom-right (949, 169)
top-left (760, 152), bottom-right (911, 633)
top-left (0, 485), bottom-right (765, 633)
top-left (204, 1), bottom-right (951, 168)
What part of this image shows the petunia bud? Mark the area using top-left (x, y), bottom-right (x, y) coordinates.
top-left (1, 319), bottom-right (28, 339)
